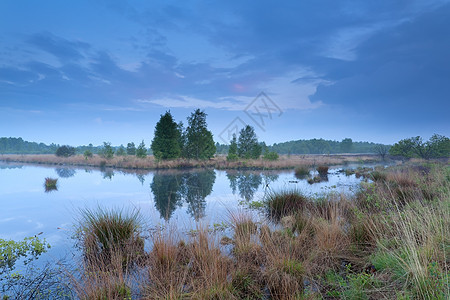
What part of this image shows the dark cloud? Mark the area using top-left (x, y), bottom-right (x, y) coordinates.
top-left (28, 32), bottom-right (90, 62)
top-left (310, 4), bottom-right (450, 120)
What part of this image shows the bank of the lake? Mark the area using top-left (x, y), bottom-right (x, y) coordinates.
top-left (0, 153), bottom-right (382, 171)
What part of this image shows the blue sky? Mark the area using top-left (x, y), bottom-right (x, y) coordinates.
top-left (1, 0), bottom-right (449, 146)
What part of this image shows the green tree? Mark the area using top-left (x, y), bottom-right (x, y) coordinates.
top-left (226, 134), bottom-right (238, 161)
top-left (373, 144), bottom-right (390, 160)
top-left (116, 145), bottom-right (126, 156)
top-left (100, 142), bottom-right (114, 159)
top-left (55, 145), bottom-right (76, 157)
top-left (83, 150), bottom-right (93, 159)
top-left (340, 138), bottom-right (353, 153)
top-left (184, 109), bottom-right (216, 160)
top-left (177, 121), bottom-right (187, 158)
top-left (389, 134), bottom-right (450, 159)
top-left (151, 111), bottom-right (182, 160)
top-left (389, 138), bottom-right (415, 158)
top-left (237, 125), bottom-right (261, 159)
top-left (126, 142), bottom-right (136, 155)
top-left (428, 134), bottom-right (450, 158)
top-left (263, 150), bottom-right (279, 161)
top-left (136, 140), bottom-right (148, 158)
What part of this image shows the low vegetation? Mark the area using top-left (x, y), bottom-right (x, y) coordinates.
top-left (44, 177), bottom-right (58, 192)
top-left (0, 153), bottom-right (380, 171)
top-left (1, 161), bottom-right (448, 299)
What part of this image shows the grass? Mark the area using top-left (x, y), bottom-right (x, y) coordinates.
top-left (294, 165), bottom-right (310, 178)
top-left (77, 206), bottom-right (144, 266)
top-left (0, 153), bottom-right (381, 170)
top-left (44, 177), bottom-right (58, 192)
top-left (4, 160), bottom-right (448, 299)
top-left (265, 189), bottom-right (309, 220)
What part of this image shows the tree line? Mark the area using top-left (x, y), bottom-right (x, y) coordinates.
top-left (389, 134), bottom-right (449, 159)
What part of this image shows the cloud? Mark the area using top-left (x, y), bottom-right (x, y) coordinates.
top-left (310, 3), bottom-right (450, 122)
top-left (28, 32), bottom-right (90, 62)
top-left (137, 95), bottom-right (246, 111)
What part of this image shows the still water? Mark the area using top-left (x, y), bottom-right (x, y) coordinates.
top-left (0, 162), bottom-right (378, 260)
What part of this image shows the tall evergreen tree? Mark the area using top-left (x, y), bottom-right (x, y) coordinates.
top-left (237, 125), bottom-right (261, 159)
top-left (185, 109), bottom-right (216, 160)
top-left (151, 111), bottom-right (181, 160)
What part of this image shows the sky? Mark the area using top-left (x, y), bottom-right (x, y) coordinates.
top-left (1, 0), bottom-right (449, 146)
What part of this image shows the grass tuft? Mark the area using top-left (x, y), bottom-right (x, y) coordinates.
top-left (265, 190), bottom-right (309, 220)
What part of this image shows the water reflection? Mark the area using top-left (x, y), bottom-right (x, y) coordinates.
top-left (55, 168), bottom-right (76, 178)
top-left (183, 170), bottom-right (216, 221)
top-left (226, 171), bottom-right (262, 201)
top-left (102, 169), bottom-right (114, 180)
top-left (150, 170), bottom-right (216, 221)
top-left (136, 174), bottom-right (145, 185)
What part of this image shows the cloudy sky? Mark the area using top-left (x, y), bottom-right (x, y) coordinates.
top-left (1, 0), bottom-right (449, 146)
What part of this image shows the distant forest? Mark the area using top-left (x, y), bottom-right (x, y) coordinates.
top-left (216, 138), bottom-right (387, 155)
top-left (0, 137), bottom-right (388, 155)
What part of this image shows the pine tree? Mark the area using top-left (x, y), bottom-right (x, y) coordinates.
top-left (116, 145), bottom-right (126, 156)
top-left (151, 111), bottom-right (181, 160)
top-left (184, 109), bottom-right (216, 160)
top-left (136, 140), bottom-right (147, 158)
top-left (126, 142), bottom-right (136, 155)
top-left (226, 134), bottom-right (238, 161)
top-left (237, 125), bottom-right (261, 159)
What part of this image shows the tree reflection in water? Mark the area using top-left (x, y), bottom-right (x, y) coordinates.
top-left (226, 171), bottom-right (262, 202)
top-left (55, 168), bottom-right (76, 178)
top-left (150, 169), bottom-right (216, 221)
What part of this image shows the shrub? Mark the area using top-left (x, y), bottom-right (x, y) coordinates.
top-left (136, 140), bottom-right (147, 158)
top-left (55, 145), bottom-right (76, 157)
top-left (263, 151), bottom-right (279, 161)
top-left (99, 142), bottom-right (114, 159)
top-left (226, 153), bottom-right (239, 161)
top-left (83, 150), bottom-right (93, 160)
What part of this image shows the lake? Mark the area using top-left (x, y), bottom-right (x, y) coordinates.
top-left (0, 161), bottom-right (386, 261)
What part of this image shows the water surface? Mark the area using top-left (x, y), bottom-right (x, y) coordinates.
top-left (0, 162), bottom-right (388, 260)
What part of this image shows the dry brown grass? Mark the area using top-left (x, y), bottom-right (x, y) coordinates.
top-left (55, 161), bottom-right (450, 299)
top-left (0, 153), bottom-right (380, 170)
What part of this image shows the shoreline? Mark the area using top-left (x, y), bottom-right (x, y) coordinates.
top-left (0, 153), bottom-right (382, 171)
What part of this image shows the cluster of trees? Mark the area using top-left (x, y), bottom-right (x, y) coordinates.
top-left (93, 141), bottom-right (149, 159)
top-left (389, 134), bottom-right (449, 159)
top-left (269, 138), bottom-right (386, 154)
top-left (151, 109), bottom-right (216, 160)
top-left (0, 137), bottom-right (58, 154)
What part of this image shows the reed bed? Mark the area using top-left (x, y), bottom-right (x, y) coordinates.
top-left (0, 153), bottom-right (380, 170)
